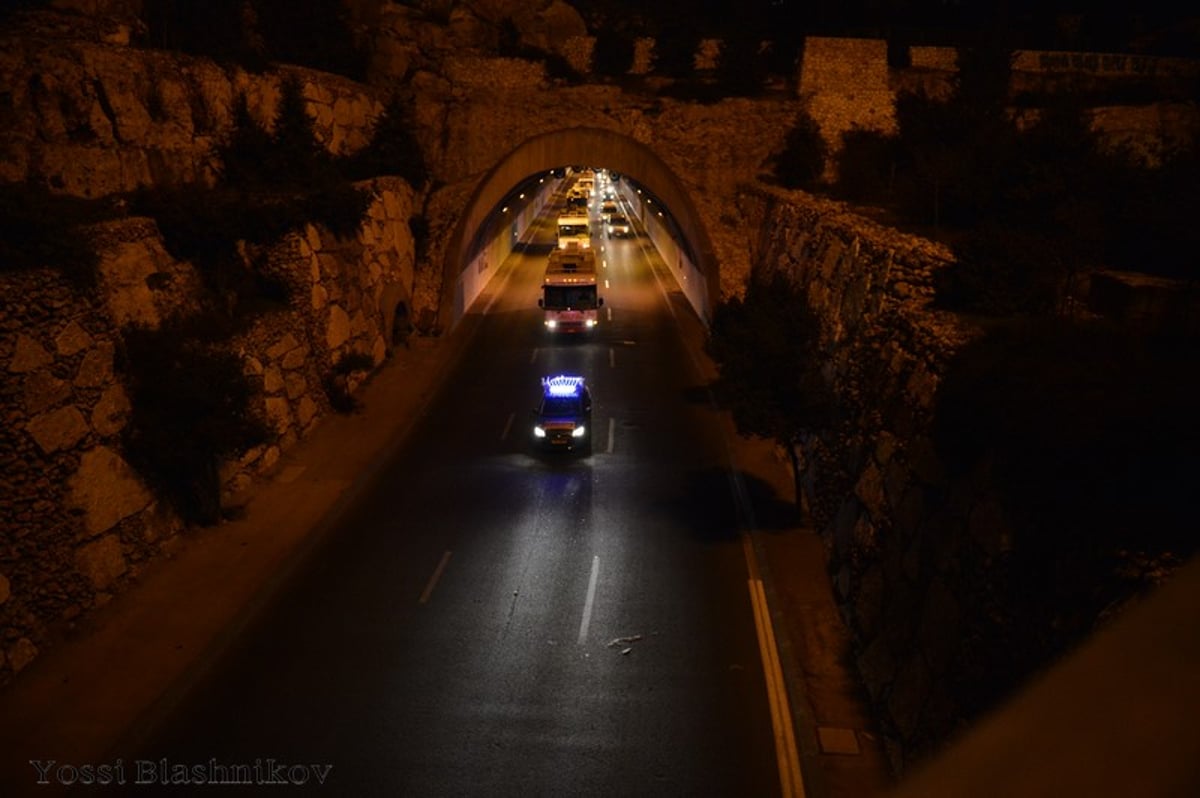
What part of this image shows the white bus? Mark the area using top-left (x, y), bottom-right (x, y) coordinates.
top-left (556, 213), bottom-right (591, 249)
top-left (538, 244), bottom-right (603, 333)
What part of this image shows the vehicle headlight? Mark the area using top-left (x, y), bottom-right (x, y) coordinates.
top-left (546, 320), bottom-right (557, 330)
top-left (533, 426), bottom-right (546, 438)
top-left (572, 425), bottom-right (586, 438)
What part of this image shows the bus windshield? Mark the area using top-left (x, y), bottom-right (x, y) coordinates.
top-left (543, 285), bottom-right (598, 309)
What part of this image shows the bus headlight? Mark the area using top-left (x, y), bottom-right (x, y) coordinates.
top-left (585, 319), bottom-right (597, 328)
top-left (545, 320), bottom-right (557, 330)
top-left (572, 425), bottom-right (586, 438)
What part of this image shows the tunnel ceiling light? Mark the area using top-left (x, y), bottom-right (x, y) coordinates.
top-left (502, 206), bottom-right (509, 213)
top-left (519, 193), bottom-right (525, 199)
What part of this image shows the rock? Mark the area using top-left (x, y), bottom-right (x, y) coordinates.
top-left (26, 406), bottom-right (90, 454)
top-left (22, 371), bottom-right (73, 415)
top-left (8, 638), bottom-right (37, 674)
top-left (266, 333), bottom-right (300, 360)
top-left (8, 335), bottom-right (53, 373)
top-left (68, 446), bottom-right (153, 537)
top-left (326, 305), bottom-right (351, 349)
top-left (296, 395), bottom-right (318, 427)
top-left (284, 372), bottom-right (307, 400)
top-left (281, 346), bottom-right (309, 370)
top-left (76, 534), bottom-right (126, 591)
top-left (262, 366), bottom-right (285, 394)
top-left (264, 396), bottom-right (291, 433)
top-left (73, 340), bottom-right (115, 388)
top-left (90, 383), bottom-right (131, 436)
top-left (55, 321), bottom-right (93, 356)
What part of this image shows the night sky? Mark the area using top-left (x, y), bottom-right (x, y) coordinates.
top-left (573, 0), bottom-right (1200, 54)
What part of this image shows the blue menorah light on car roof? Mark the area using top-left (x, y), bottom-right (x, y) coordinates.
top-left (543, 375), bottom-right (586, 397)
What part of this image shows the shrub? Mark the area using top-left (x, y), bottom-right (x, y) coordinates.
top-left (934, 222), bottom-right (1065, 316)
top-left (833, 127), bottom-right (900, 203)
top-left (339, 95), bottom-right (430, 188)
top-left (0, 181), bottom-right (113, 289)
top-left (140, 0), bottom-right (268, 72)
top-left (322, 350), bottom-right (375, 414)
top-left (934, 318), bottom-right (1199, 714)
top-left (119, 316), bottom-right (269, 526)
top-left (130, 78), bottom-right (371, 321)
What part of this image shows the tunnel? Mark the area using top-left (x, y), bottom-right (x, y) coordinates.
top-left (438, 127), bottom-right (719, 330)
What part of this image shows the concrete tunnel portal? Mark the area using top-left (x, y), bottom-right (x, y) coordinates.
top-left (439, 127), bottom-right (720, 329)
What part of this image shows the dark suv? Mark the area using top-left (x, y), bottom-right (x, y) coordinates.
top-left (532, 375), bottom-right (592, 453)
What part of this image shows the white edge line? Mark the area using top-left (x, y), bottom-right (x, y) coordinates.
top-left (750, 575), bottom-right (805, 797)
top-left (501, 411), bottom-right (514, 441)
top-left (419, 550), bottom-right (453, 605)
top-left (578, 555), bottom-right (600, 644)
top-left (606, 417), bottom-right (615, 454)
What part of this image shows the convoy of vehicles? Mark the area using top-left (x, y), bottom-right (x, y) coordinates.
top-left (538, 244), bottom-right (602, 333)
top-left (527, 169), bottom-right (639, 455)
top-left (531, 375), bottom-right (592, 453)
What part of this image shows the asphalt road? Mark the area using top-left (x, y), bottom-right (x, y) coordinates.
top-left (123, 205), bottom-right (785, 795)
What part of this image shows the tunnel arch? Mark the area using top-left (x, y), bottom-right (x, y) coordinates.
top-left (438, 126), bottom-right (719, 330)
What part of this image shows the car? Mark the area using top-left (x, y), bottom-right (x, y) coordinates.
top-left (600, 199), bottom-right (619, 220)
top-left (532, 375), bottom-right (592, 453)
top-left (606, 213), bottom-right (632, 238)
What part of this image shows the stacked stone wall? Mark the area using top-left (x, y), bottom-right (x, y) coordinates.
top-left (739, 185), bottom-right (1014, 773)
top-left (0, 177), bottom-right (417, 689)
top-left (0, 26), bottom-right (387, 197)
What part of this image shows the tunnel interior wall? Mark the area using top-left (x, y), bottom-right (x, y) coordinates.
top-left (454, 178), bottom-right (560, 323)
top-left (619, 185), bottom-right (709, 324)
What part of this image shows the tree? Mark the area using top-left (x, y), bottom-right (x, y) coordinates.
top-left (715, 32), bottom-right (768, 97)
top-left (340, 94), bottom-right (429, 188)
top-left (706, 273), bottom-right (834, 452)
top-left (591, 28), bottom-right (636, 79)
top-left (773, 110), bottom-right (828, 190)
top-left (251, 0), bottom-right (367, 80)
top-left (653, 22), bottom-right (701, 78)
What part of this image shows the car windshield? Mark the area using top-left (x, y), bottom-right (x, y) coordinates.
top-left (609, 214), bottom-right (627, 225)
top-left (541, 396), bottom-right (583, 416)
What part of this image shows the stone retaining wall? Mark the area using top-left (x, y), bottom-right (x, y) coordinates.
top-left (0, 23), bottom-right (386, 196)
top-left (0, 177), bottom-right (416, 688)
top-left (738, 185), bottom-right (1019, 772)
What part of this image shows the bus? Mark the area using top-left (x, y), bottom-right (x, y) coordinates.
top-left (556, 213), bottom-right (591, 249)
top-left (538, 244), bottom-right (603, 333)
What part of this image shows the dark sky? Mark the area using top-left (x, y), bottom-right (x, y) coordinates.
top-left (574, 0), bottom-right (1200, 54)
